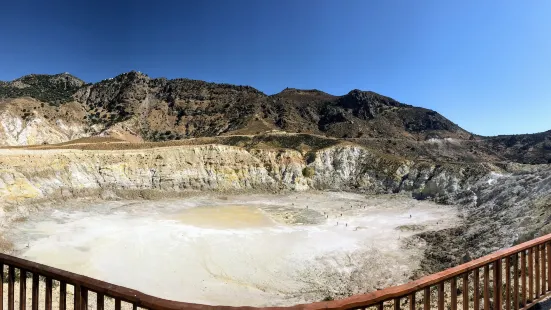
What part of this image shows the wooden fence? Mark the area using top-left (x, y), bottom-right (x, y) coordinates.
top-left (2, 233), bottom-right (551, 310)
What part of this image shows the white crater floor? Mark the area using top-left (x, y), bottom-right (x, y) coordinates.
top-left (6, 192), bottom-right (459, 307)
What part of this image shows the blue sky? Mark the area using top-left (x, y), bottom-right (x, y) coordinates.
top-left (1, 1), bottom-right (550, 136)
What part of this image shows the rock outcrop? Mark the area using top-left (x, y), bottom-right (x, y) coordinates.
top-left (0, 144), bottom-right (489, 206)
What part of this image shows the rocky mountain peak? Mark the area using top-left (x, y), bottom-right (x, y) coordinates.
top-left (0, 73), bottom-right (85, 105)
top-left (337, 89), bottom-right (405, 120)
top-left (11, 73), bottom-right (85, 87)
top-left (277, 87), bottom-right (331, 96)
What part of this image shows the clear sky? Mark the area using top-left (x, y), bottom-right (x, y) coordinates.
top-left (1, 1), bottom-right (550, 136)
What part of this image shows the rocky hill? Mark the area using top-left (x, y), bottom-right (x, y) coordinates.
top-left (0, 71), bottom-right (469, 142)
top-left (479, 130), bottom-right (551, 164)
top-left (0, 71), bottom-right (549, 165)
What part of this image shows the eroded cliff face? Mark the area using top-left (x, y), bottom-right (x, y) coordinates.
top-left (0, 144), bottom-right (489, 207)
top-left (0, 112), bottom-right (88, 145)
top-left (0, 98), bottom-right (90, 146)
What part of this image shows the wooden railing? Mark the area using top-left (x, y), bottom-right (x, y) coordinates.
top-left (2, 233), bottom-right (551, 310)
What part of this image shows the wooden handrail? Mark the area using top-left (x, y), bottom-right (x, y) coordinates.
top-left (302, 233), bottom-right (551, 310)
top-left (2, 232), bottom-right (551, 310)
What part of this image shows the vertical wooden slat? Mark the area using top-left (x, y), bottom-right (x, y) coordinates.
top-left (474, 268), bottom-right (480, 310)
top-left (8, 266), bottom-right (14, 310)
top-left (521, 250), bottom-right (527, 307)
top-left (59, 282), bottom-right (66, 310)
top-left (132, 304), bottom-right (137, 310)
top-left (19, 270), bottom-right (26, 310)
top-left (463, 272), bottom-right (469, 310)
top-left (484, 264), bottom-right (490, 310)
top-left (74, 285), bottom-right (81, 310)
top-left (541, 244), bottom-right (546, 296)
top-left (424, 287), bottom-right (430, 310)
top-left (493, 259), bottom-right (502, 310)
top-left (394, 297), bottom-right (401, 310)
top-left (535, 245), bottom-right (540, 298)
top-left (438, 282), bottom-right (444, 310)
top-left (97, 293), bottom-right (104, 310)
top-left (451, 276), bottom-right (457, 310)
top-left (80, 287), bottom-right (88, 310)
top-left (45, 278), bottom-right (52, 310)
top-left (528, 247), bottom-right (534, 302)
top-left (115, 298), bottom-right (121, 310)
top-left (409, 293), bottom-right (415, 310)
top-left (514, 254), bottom-right (519, 310)
top-left (547, 242), bottom-right (551, 292)
top-left (506, 256), bottom-right (511, 310)
top-left (32, 273), bottom-right (39, 310)
top-left (377, 301), bottom-right (384, 310)
top-left (0, 263), bottom-right (3, 310)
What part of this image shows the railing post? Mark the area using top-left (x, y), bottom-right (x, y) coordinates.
top-left (521, 250), bottom-right (527, 307)
top-left (438, 282), bottom-right (444, 310)
top-left (74, 285), bottom-right (81, 310)
top-left (0, 263), bottom-right (3, 310)
top-left (493, 259), bottom-right (502, 310)
top-left (45, 278), bottom-right (52, 310)
top-left (463, 272), bottom-right (469, 310)
top-left (529, 247), bottom-right (534, 302)
top-left (547, 242), bottom-right (551, 292)
top-left (8, 266), bottom-right (14, 310)
top-left (506, 257), bottom-right (511, 310)
top-left (542, 244), bottom-right (546, 296)
top-left (81, 287), bottom-right (88, 310)
top-left (474, 268), bottom-right (480, 310)
top-left (97, 293), bottom-right (104, 310)
top-left (451, 276), bottom-right (457, 310)
top-left (409, 293), bottom-right (415, 310)
top-left (484, 265), bottom-right (490, 310)
top-left (20, 269), bottom-right (26, 310)
top-left (535, 245), bottom-right (540, 299)
top-left (59, 282), bottom-right (66, 310)
top-left (424, 287), bottom-right (430, 310)
top-left (514, 253), bottom-right (519, 310)
top-left (32, 273), bottom-right (39, 310)
top-left (395, 297), bottom-right (401, 310)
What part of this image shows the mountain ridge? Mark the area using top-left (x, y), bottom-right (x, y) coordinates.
top-left (0, 71), bottom-right (549, 164)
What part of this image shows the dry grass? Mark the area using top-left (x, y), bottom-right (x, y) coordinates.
top-left (0, 132), bottom-right (345, 152)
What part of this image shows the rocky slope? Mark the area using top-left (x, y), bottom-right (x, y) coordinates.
top-left (0, 143), bottom-right (490, 207)
top-left (479, 130), bottom-right (551, 164)
top-left (0, 71), bottom-right (471, 147)
top-left (418, 163), bottom-right (551, 275)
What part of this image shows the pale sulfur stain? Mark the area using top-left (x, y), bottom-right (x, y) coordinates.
top-left (5, 178), bottom-right (41, 200)
top-left (170, 205), bottom-right (275, 229)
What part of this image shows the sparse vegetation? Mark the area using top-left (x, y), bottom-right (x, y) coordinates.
top-left (302, 166), bottom-right (315, 178)
top-left (0, 74), bottom-right (82, 106)
top-left (396, 224), bottom-right (425, 232)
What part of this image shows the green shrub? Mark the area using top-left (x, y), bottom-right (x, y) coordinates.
top-left (302, 167), bottom-right (315, 178)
